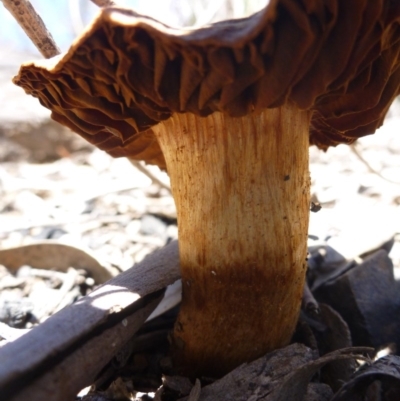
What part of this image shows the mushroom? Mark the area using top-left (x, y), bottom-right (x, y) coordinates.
top-left (13, 2), bottom-right (400, 378)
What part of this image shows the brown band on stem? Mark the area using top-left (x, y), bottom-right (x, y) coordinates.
top-left (1, 0), bottom-right (60, 59)
top-left (153, 104), bottom-right (311, 377)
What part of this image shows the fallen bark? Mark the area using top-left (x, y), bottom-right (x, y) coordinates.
top-left (177, 344), bottom-right (372, 401)
top-left (0, 241), bottom-right (180, 401)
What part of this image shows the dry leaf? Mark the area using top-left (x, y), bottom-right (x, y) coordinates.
top-left (0, 242), bottom-right (113, 283)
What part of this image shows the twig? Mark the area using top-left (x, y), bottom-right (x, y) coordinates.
top-left (1, 0), bottom-right (60, 58)
top-left (89, 0), bottom-right (117, 6)
top-left (39, 267), bottom-right (79, 320)
top-left (350, 143), bottom-right (400, 185)
top-left (72, 0), bottom-right (120, 37)
top-left (129, 159), bottom-right (171, 193)
top-left (302, 281), bottom-right (319, 315)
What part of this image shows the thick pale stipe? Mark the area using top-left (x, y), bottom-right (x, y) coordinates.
top-left (153, 103), bottom-right (311, 377)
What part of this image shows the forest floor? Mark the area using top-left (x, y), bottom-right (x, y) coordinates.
top-left (1, 51), bottom-right (400, 400)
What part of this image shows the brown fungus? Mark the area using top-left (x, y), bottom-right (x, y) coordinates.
top-left (13, 1), bottom-right (400, 378)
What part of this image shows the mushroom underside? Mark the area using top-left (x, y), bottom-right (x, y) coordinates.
top-left (13, 2), bottom-right (400, 168)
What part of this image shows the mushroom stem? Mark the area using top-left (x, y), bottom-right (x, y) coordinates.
top-left (153, 103), bottom-right (311, 377)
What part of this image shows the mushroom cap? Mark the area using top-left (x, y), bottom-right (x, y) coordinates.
top-left (14, 1), bottom-right (400, 169)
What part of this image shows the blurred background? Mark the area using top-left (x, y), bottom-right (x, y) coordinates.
top-left (0, 0), bottom-right (399, 273)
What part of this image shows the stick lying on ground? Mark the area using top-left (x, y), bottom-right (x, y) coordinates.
top-left (0, 241), bottom-right (180, 401)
